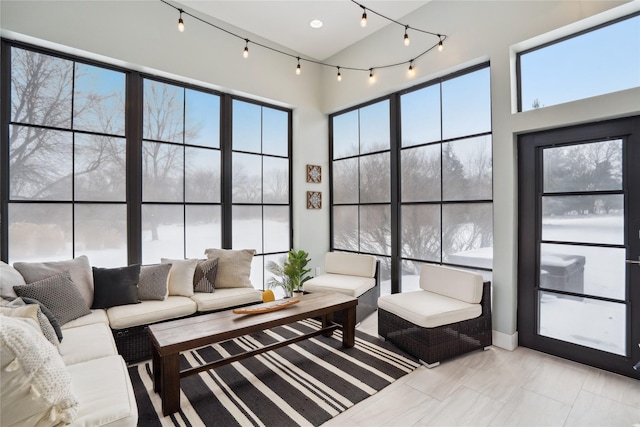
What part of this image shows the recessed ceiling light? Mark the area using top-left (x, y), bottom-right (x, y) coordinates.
top-left (309, 19), bottom-right (323, 29)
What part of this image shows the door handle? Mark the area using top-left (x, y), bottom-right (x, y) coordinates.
top-left (626, 260), bottom-right (640, 265)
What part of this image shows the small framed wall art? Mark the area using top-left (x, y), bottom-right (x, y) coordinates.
top-left (307, 191), bottom-right (322, 209)
top-left (306, 164), bottom-right (321, 183)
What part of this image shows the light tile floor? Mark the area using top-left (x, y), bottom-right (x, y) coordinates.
top-left (323, 311), bottom-right (640, 427)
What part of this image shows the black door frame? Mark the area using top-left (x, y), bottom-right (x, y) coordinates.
top-left (518, 115), bottom-right (640, 379)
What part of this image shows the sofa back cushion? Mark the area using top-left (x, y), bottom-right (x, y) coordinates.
top-left (13, 256), bottom-right (94, 308)
top-left (324, 252), bottom-right (376, 278)
top-left (204, 249), bottom-right (255, 288)
top-left (419, 264), bottom-right (483, 304)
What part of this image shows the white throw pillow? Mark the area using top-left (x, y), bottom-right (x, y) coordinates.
top-left (0, 315), bottom-right (79, 426)
top-left (161, 258), bottom-right (198, 297)
top-left (0, 261), bottom-right (26, 298)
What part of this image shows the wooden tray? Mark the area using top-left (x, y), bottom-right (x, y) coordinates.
top-left (233, 298), bottom-right (300, 315)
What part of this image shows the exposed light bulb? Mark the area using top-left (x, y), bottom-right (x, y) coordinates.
top-left (369, 68), bottom-right (375, 83)
top-left (296, 58), bottom-right (301, 75)
top-left (361, 9), bottom-right (367, 27)
top-left (408, 62), bottom-right (415, 76)
top-left (337, 67), bottom-right (342, 82)
top-left (243, 40), bottom-right (249, 58)
top-left (438, 37), bottom-right (444, 52)
top-left (177, 10), bottom-right (185, 32)
top-left (404, 27), bottom-right (410, 46)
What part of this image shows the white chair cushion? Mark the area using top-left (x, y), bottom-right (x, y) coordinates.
top-left (67, 355), bottom-right (137, 427)
top-left (107, 296), bottom-right (196, 329)
top-left (59, 323), bottom-right (118, 366)
top-left (191, 288), bottom-right (262, 312)
top-left (378, 290), bottom-right (482, 328)
top-left (303, 273), bottom-right (375, 298)
top-left (61, 309), bottom-right (109, 330)
top-left (419, 264), bottom-right (483, 304)
top-left (324, 252), bottom-right (376, 278)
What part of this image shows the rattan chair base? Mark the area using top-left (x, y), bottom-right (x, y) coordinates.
top-left (378, 281), bottom-right (492, 366)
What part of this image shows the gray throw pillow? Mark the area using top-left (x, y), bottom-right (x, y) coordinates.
top-left (193, 258), bottom-right (218, 293)
top-left (13, 256), bottom-right (94, 308)
top-left (13, 271), bottom-right (91, 326)
top-left (138, 264), bottom-right (171, 301)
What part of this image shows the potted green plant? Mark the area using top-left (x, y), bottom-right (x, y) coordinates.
top-left (266, 249), bottom-right (312, 298)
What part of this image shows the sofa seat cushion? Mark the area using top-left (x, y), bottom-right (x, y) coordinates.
top-left (67, 355), bottom-right (137, 427)
top-left (59, 323), bottom-right (118, 366)
top-left (378, 290), bottom-right (482, 328)
top-left (61, 309), bottom-right (109, 330)
top-left (107, 296), bottom-right (197, 329)
top-left (191, 288), bottom-right (262, 312)
top-left (303, 273), bottom-right (375, 298)
top-left (324, 252), bottom-right (376, 278)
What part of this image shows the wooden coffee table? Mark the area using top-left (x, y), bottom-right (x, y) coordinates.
top-left (148, 292), bottom-right (357, 416)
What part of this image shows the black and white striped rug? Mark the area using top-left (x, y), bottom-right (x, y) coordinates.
top-left (129, 318), bottom-right (419, 426)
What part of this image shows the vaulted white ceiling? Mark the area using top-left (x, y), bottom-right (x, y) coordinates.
top-left (179, 1), bottom-right (431, 60)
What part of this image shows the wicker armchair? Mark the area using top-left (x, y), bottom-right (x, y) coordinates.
top-left (303, 252), bottom-right (380, 324)
top-left (378, 265), bottom-right (492, 367)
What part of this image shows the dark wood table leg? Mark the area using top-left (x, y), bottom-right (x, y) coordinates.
top-left (152, 345), bottom-right (161, 393)
top-left (342, 305), bottom-right (356, 348)
top-left (321, 312), bottom-right (334, 337)
top-left (160, 353), bottom-right (181, 416)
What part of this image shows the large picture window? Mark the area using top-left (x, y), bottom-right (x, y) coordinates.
top-left (141, 78), bottom-right (222, 263)
top-left (231, 99), bottom-right (291, 289)
top-left (330, 64), bottom-right (493, 295)
top-left (7, 46), bottom-right (127, 266)
top-left (331, 99), bottom-right (392, 290)
top-left (400, 66), bottom-right (493, 291)
top-left (2, 42), bottom-right (292, 287)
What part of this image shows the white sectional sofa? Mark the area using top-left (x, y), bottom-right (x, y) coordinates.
top-left (0, 248), bottom-right (264, 426)
top-left (1, 307), bottom-right (138, 427)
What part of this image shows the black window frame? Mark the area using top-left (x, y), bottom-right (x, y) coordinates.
top-left (0, 39), bottom-right (293, 282)
top-left (329, 62), bottom-right (493, 295)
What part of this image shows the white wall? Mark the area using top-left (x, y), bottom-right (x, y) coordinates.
top-left (2, 0), bottom-right (639, 345)
top-left (319, 0), bottom-right (640, 344)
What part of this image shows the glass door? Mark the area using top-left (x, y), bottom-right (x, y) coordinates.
top-left (518, 117), bottom-right (640, 379)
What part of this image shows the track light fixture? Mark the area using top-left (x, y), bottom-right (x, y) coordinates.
top-left (161, 0), bottom-right (446, 85)
top-left (177, 9), bottom-right (185, 32)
